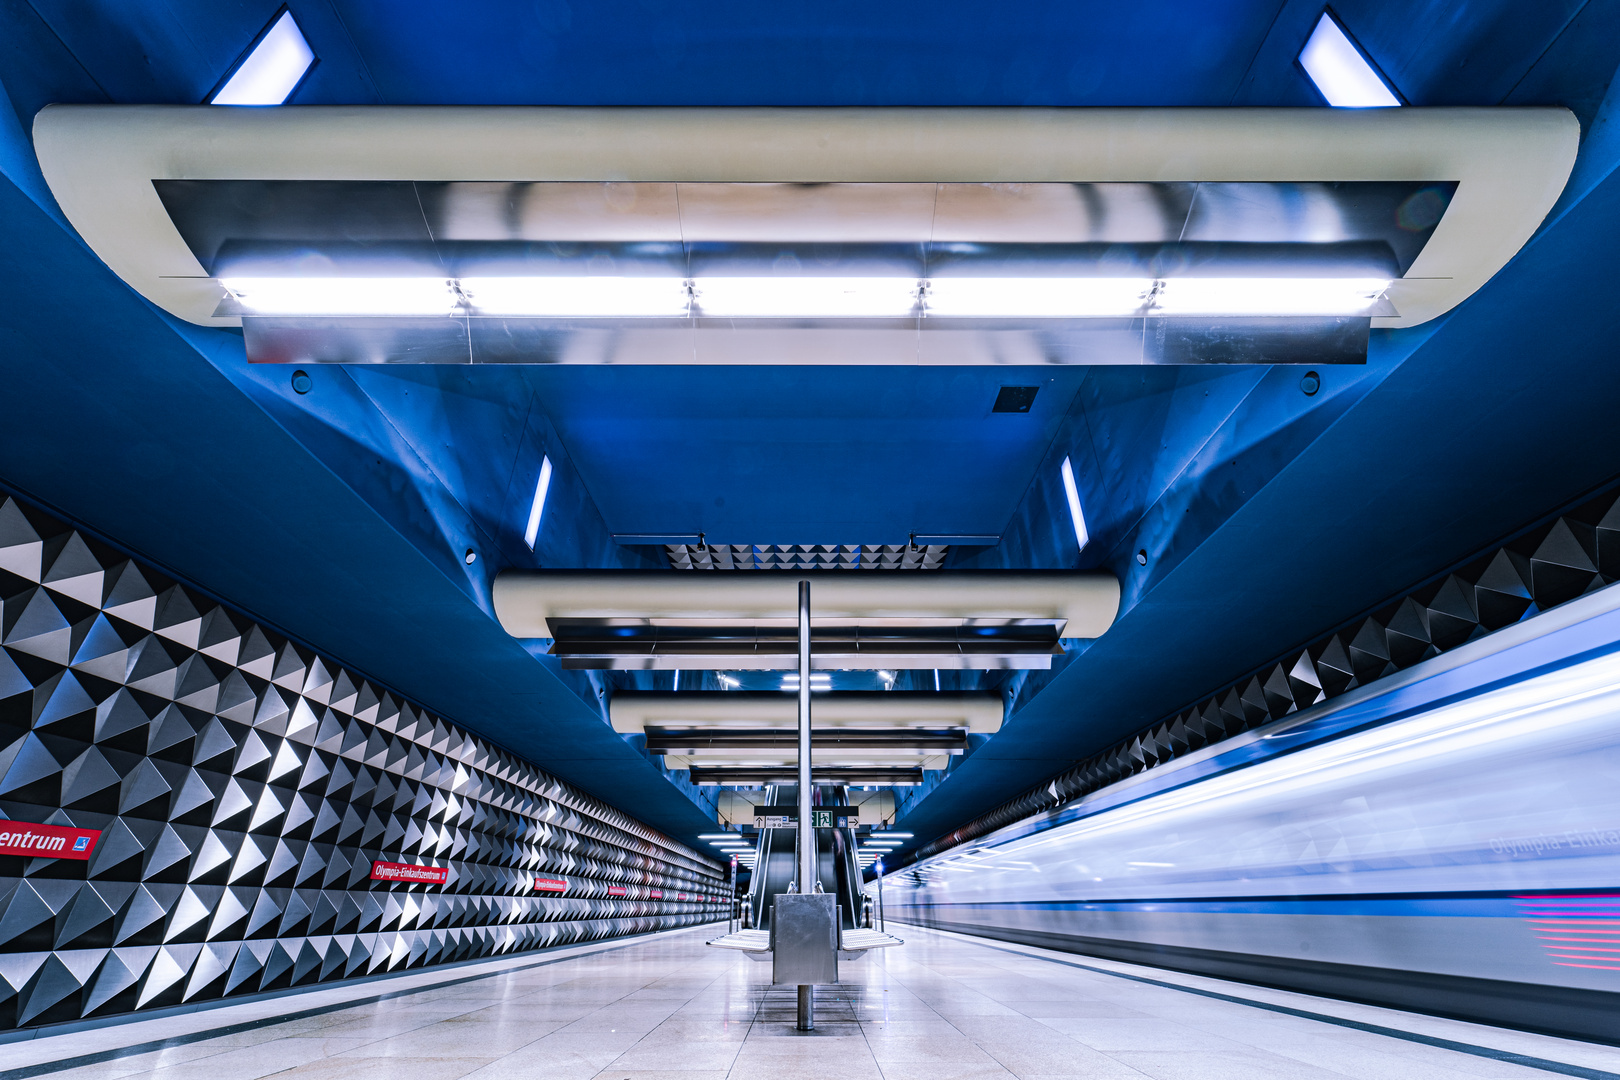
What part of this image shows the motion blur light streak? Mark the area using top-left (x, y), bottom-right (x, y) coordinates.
top-left (210, 10), bottom-right (315, 106)
top-left (1515, 894), bottom-right (1620, 970)
top-left (877, 585), bottom-right (1620, 1037)
top-left (1298, 11), bottom-right (1402, 107)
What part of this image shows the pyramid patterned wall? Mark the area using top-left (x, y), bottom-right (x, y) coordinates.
top-left (0, 495), bottom-right (726, 1031)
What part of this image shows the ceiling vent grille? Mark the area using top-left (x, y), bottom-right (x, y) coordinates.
top-left (666, 544), bottom-right (947, 571)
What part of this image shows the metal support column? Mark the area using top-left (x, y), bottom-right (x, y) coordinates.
top-left (797, 579), bottom-right (814, 1031)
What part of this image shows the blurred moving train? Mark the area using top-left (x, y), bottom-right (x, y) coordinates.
top-left (879, 581), bottom-right (1620, 1042)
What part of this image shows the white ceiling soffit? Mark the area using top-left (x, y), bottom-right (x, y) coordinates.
top-left (34, 106), bottom-right (1576, 331)
top-left (610, 691), bottom-right (1006, 734)
top-left (491, 570), bottom-right (1121, 639)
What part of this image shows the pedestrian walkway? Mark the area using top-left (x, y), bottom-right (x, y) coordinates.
top-left (6, 923), bottom-right (1619, 1080)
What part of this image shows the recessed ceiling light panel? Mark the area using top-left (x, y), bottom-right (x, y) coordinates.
top-left (1299, 12), bottom-right (1401, 108)
top-left (211, 11), bottom-right (316, 107)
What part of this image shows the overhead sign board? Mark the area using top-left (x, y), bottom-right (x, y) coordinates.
top-left (370, 860), bottom-right (449, 884)
top-left (754, 809), bottom-right (859, 829)
top-left (0, 823), bottom-right (100, 861)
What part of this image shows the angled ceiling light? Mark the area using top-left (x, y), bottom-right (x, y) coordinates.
top-left (210, 10), bottom-right (316, 107)
top-left (523, 456), bottom-right (553, 551)
top-left (462, 277), bottom-right (690, 318)
top-left (780, 673), bottom-right (833, 691)
top-left (693, 277), bottom-right (920, 318)
top-left (1299, 11), bottom-right (1401, 108)
top-left (1061, 457), bottom-right (1089, 554)
top-left (220, 277), bottom-right (457, 316)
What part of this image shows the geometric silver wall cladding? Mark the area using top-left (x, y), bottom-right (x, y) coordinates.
top-left (0, 495), bottom-right (725, 1031)
top-left (666, 545), bottom-right (948, 571)
top-left (899, 483), bottom-right (1620, 869)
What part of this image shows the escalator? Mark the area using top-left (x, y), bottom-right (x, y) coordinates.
top-left (711, 783), bottom-right (901, 960)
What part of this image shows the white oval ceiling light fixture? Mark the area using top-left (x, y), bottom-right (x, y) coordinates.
top-left (34, 106), bottom-right (1576, 369)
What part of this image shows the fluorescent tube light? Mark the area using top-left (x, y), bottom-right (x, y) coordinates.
top-left (781, 674), bottom-right (832, 690)
top-left (925, 276), bottom-right (1388, 317)
top-left (462, 277), bottom-right (690, 317)
top-left (221, 277), bottom-right (457, 316)
top-left (523, 456), bottom-right (553, 550)
top-left (1153, 277), bottom-right (1389, 316)
top-left (219, 273), bottom-right (1389, 319)
top-left (869, 833), bottom-right (913, 838)
top-left (694, 278), bottom-right (920, 318)
top-left (698, 835), bottom-right (738, 840)
top-left (926, 278), bottom-right (1154, 318)
top-left (211, 11), bottom-right (316, 106)
top-left (1060, 456), bottom-right (1089, 554)
top-left (1299, 12), bottom-right (1400, 107)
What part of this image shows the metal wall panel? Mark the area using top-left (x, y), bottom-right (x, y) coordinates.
top-left (0, 495), bottom-right (726, 1031)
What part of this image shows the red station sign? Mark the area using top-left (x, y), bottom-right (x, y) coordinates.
top-left (533, 877), bottom-right (568, 893)
top-left (650, 889), bottom-right (663, 900)
top-left (370, 860), bottom-right (449, 884)
top-left (607, 885), bottom-right (627, 897)
top-left (0, 823), bottom-right (100, 861)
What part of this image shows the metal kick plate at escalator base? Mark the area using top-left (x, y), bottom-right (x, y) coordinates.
top-left (771, 893), bottom-right (839, 985)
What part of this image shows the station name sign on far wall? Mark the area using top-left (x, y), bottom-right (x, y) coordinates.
top-left (754, 809), bottom-right (860, 829)
top-left (0, 823), bottom-right (100, 860)
top-left (370, 860), bottom-right (449, 884)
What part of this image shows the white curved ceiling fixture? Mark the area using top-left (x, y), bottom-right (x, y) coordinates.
top-left (492, 570), bottom-right (1120, 670)
top-left (34, 106), bottom-right (1576, 365)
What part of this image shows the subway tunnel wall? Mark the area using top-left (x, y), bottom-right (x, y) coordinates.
top-left (877, 573), bottom-right (1620, 1044)
top-left (0, 493), bottom-right (728, 1031)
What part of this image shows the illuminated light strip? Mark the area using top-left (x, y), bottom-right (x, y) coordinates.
top-left (1060, 456), bottom-right (1089, 554)
top-left (693, 277), bottom-right (920, 318)
top-left (926, 277), bottom-right (1152, 318)
top-left (218, 275), bottom-right (1391, 319)
top-left (221, 277), bottom-right (457, 316)
top-left (463, 276), bottom-right (691, 317)
top-left (524, 456), bottom-right (553, 551)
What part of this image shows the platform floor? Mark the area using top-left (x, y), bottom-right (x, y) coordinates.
top-left (7, 923), bottom-right (1620, 1080)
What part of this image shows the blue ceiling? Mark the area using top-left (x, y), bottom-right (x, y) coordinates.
top-left (1, 0), bottom-right (1619, 854)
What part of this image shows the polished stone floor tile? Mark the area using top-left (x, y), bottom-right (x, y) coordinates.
top-left (12, 922), bottom-right (1620, 1080)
